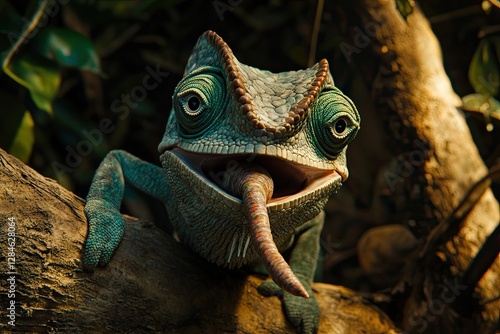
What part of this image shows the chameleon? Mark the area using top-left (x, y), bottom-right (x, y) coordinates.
top-left (83, 30), bottom-right (360, 333)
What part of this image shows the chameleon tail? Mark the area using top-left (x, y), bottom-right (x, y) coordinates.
top-left (223, 163), bottom-right (309, 299)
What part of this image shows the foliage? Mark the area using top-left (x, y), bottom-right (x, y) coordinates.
top-left (395, 0), bottom-right (413, 20)
top-left (462, 23), bottom-right (500, 165)
top-left (0, 0), bottom-right (175, 192)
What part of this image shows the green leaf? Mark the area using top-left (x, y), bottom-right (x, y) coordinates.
top-left (8, 110), bottom-right (35, 163)
top-left (462, 94), bottom-right (500, 113)
top-left (31, 27), bottom-right (101, 73)
top-left (468, 37), bottom-right (500, 98)
top-left (462, 93), bottom-right (500, 132)
top-left (4, 53), bottom-right (61, 114)
top-left (396, 0), bottom-right (413, 20)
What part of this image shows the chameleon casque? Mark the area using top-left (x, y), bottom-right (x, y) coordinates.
top-left (83, 30), bottom-right (360, 333)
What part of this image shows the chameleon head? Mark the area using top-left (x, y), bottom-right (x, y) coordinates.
top-left (158, 31), bottom-right (360, 288)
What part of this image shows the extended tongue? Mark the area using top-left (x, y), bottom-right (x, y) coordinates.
top-left (222, 163), bottom-right (309, 298)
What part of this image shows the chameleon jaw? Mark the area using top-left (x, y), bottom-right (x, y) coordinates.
top-left (159, 147), bottom-right (342, 270)
top-left (160, 147), bottom-right (342, 297)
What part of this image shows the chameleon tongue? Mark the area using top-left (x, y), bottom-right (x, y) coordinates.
top-left (223, 163), bottom-right (309, 299)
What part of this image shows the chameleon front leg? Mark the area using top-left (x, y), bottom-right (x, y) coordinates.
top-left (83, 150), bottom-right (170, 269)
top-left (259, 211), bottom-right (324, 334)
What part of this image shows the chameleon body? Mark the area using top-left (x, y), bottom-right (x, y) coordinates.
top-left (83, 31), bottom-right (360, 333)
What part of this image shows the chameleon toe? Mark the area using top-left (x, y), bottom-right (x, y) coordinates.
top-left (258, 280), bottom-right (283, 297)
top-left (283, 288), bottom-right (320, 334)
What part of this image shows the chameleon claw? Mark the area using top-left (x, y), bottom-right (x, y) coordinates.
top-left (227, 236), bottom-right (236, 263)
top-left (242, 235), bottom-right (251, 259)
top-left (237, 233), bottom-right (245, 257)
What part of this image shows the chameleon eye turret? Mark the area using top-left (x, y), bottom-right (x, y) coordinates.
top-left (84, 30), bottom-right (360, 334)
top-left (308, 86), bottom-right (360, 159)
top-left (173, 67), bottom-right (227, 137)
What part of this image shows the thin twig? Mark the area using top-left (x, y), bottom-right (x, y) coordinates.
top-left (427, 5), bottom-right (482, 24)
top-left (308, 0), bottom-right (324, 67)
top-left (419, 163), bottom-right (500, 259)
top-left (460, 223), bottom-right (500, 293)
top-left (487, 0), bottom-right (500, 9)
top-left (478, 24), bottom-right (500, 38)
top-left (100, 24), bottom-right (141, 59)
top-left (479, 294), bottom-right (500, 306)
top-left (2, 0), bottom-right (49, 72)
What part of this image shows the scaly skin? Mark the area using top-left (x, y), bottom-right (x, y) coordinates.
top-left (83, 31), bottom-right (360, 334)
top-left (83, 150), bottom-right (171, 268)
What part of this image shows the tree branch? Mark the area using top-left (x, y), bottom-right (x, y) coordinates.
top-left (0, 148), bottom-right (398, 333)
top-left (334, 0), bottom-right (500, 332)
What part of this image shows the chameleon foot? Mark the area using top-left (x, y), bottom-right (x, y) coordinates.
top-left (258, 278), bottom-right (320, 334)
top-left (83, 199), bottom-right (125, 269)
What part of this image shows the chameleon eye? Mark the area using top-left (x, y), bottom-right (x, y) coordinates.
top-left (309, 86), bottom-right (360, 159)
top-left (186, 95), bottom-right (201, 113)
top-left (173, 68), bottom-right (227, 137)
top-left (333, 118), bottom-right (347, 136)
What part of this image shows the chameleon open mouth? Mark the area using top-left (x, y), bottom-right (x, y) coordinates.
top-left (165, 148), bottom-right (342, 205)
top-left (160, 147), bottom-right (342, 298)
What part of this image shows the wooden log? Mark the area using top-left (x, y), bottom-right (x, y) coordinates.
top-left (0, 148), bottom-right (398, 333)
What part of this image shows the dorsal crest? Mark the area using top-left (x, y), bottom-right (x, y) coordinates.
top-left (185, 30), bottom-right (332, 139)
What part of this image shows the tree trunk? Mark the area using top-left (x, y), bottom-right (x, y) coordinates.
top-left (333, 0), bottom-right (500, 333)
top-left (0, 148), bottom-right (398, 333)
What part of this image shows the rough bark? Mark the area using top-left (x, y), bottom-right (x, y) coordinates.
top-left (0, 148), bottom-right (398, 333)
top-left (334, 1), bottom-right (500, 333)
